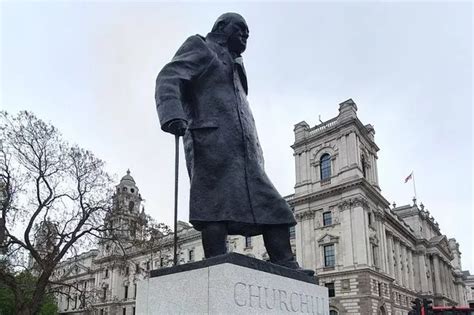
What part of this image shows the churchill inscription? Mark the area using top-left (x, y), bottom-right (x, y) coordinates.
top-left (233, 281), bottom-right (327, 314)
top-left (136, 253), bottom-right (328, 315)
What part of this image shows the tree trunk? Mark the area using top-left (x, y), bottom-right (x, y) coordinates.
top-left (29, 272), bottom-right (50, 315)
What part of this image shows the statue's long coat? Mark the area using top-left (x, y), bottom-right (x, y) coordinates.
top-left (155, 33), bottom-right (296, 236)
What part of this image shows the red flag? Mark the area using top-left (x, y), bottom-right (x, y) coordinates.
top-left (404, 172), bottom-right (413, 183)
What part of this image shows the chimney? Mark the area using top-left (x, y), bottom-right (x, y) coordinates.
top-left (338, 99), bottom-right (358, 121)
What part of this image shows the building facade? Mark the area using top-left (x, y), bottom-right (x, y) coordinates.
top-left (52, 100), bottom-right (469, 315)
top-left (290, 100), bottom-right (467, 314)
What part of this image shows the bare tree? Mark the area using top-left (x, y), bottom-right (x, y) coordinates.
top-left (0, 111), bottom-right (115, 315)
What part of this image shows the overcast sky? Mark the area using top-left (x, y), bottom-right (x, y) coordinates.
top-left (1, 1), bottom-right (472, 271)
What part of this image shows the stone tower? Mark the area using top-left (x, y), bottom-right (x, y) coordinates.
top-left (100, 170), bottom-right (147, 255)
top-left (291, 99), bottom-right (392, 314)
top-left (289, 100), bottom-right (466, 313)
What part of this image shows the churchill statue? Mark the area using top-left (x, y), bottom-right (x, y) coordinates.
top-left (155, 13), bottom-right (313, 276)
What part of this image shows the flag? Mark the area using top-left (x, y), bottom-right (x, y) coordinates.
top-left (404, 172), bottom-right (413, 183)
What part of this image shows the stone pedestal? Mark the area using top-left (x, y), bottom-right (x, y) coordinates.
top-left (136, 253), bottom-right (329, 314)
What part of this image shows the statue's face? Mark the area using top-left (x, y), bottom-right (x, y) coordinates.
top-left (224, 20), bottom-right (249, 55)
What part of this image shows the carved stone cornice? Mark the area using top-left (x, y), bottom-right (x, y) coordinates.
top-left (289, 178), bottom-right (390, 210)
top-left (337, 196), bottom-right (369, 211)
top-left (295, 209), bottom-right (316, 221)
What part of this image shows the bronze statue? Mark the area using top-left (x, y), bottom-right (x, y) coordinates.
top-left (155, 12), bottom-right (313, 276)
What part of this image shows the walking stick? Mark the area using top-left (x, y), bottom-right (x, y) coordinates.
top-left (173, 135), bottom-right (179, 266)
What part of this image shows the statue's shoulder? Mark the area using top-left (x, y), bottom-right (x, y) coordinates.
top-left (183, 34), bottom-right (208, 47)
top-left (174, 34), bottom-right (211, 58)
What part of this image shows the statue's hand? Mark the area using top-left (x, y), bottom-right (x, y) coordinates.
top-left (164, 119), bottom-right (188, 136)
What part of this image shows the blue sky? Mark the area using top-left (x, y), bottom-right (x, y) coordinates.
top-left (1, 1), bottom-right (472, 271)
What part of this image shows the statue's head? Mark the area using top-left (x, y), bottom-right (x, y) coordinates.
top-left (211, 12), bottom-right (249, 55)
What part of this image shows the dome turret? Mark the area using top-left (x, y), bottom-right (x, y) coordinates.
top-left (116, 169), bottom-right (139, 195)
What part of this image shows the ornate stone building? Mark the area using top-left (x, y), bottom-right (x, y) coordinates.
top-left (52, 100), bottom-right (469, 315)
top-left (289, 99), bottom-right (468, 314)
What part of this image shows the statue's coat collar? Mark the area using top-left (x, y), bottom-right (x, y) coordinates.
top-left (205, 32), bottom-right (248, 94)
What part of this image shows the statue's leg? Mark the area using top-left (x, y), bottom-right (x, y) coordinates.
top-left (201, 222), bottom-right (228, 258)
top-left (263, 224), bottom-right (315, 277)
top-left (262, 224), bottom-right (295, 266)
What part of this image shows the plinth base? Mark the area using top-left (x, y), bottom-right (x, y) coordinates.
top-left (136, 253), bottom-right (329, 314)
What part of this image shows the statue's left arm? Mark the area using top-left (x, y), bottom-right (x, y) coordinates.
top-left (155, 35), bottom-right (215, 132)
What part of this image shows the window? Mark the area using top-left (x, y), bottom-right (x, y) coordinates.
top-left (74, 295), bottom-right (77, 309)
top-left (129, 201), bottom-right (134, 212)
top-left (122, 307), bottom-right (126, 315)
top-left (102, 288), bottom-right (107, 300)
top-left (104, 268), bottom-right (109, 278)
top-left (324, 244), bottom-right (335, 267)
top-left (146, 261), bottom-right (150, 271)
top-left (133, 307), bottom-right (136, 315)
top-left (289, 226), bottom-right (295, 239)
top-left (160, 257), bottom-right (164, 267)
top-left (325, 282), bottom-right (335, 297)
top-left (189, 249), bottom-right (195, 262)
top-left (125, 266), bottom-right (129, 276)
top-left (368, 212), bottom-right (372, 226)
top-left (320, 153), bottom-right (331, 181)
top-left (135, 263), bottom-right (140, 273)
top-left (330, 311), bottom-right (338, 315)
top-left (245, 236), bottom-right (252, 248)
top-left (100, 309), bottom-right (104, 315)
top-left (323, 211), bottom-right (332, 226)
top-left (122, 187), bottom-right (127, 192)
top-left (124, 285), bottom-right (128, 299)
top-left (361, 155), bottom-right (367, 178)
top-left (134, 283), bottom-right (137, 299)
top-left (378, 282), bottom-right (382, 297)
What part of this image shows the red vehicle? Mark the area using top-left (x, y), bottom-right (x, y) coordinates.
top-left (430, 306), bottom-right (474, 315)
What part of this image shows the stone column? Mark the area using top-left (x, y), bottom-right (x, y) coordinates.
top-left (352, 201), bottom-right (368, 265)
top-left (394, 239), bottom-right (400, 285)
top-left (295, 212), bottom-right (303, 265)
top-left (402, 245), bottom-right (408, 288)
top-left (303, 151), bottom-right (310, 183)
top-left (417, 252), bottom-right (429, 293)
top-left (407, 250), bottom-right (414, 290)
top-left (433, 255), bottom-right (442, 295)
top-left (380, 224), bottom-right (388, 273)
top-left (441, 261), bottom-right (448, 296)
top-left (347, 132), bottom-right (357, 166)
top-left (309, 211), bottom-right (317, 270)
top-left (370, 154), bottom-right (376, 184)
top-left (294, 153), bottom-right (301, 185)
top-left (338, 134), bottom-right (348, 169)
top-left (446, 264), bottom-right (453, 298)
top-left (387, 235), bottom-right (394, 277)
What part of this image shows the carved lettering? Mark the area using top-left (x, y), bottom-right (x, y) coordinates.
top-left (234, 282), bottom-right (247, 307)
top-left (264, 287), bottom-right (276, 310)
top-left (299, 293), bottom-right (309, 313)
top-left (232, 281), bottom-right (324, 313)
top-left (290, 292), bottom-right (299, 312)
top-left (248, 284), bottom-right (262, 308)
top-left (278, 289), bottom-right (290, 311)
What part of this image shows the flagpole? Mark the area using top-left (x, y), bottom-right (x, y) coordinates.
top-left (412, 171), bottom-right (417, 200)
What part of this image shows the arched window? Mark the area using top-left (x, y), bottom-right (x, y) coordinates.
top-left (330, 310), bottom-right (338, 315)
top-left (122, 187), bottom-right (127, 192)
top-left (361, 155), bottom-right (367, 178)
top-left (128, 201), bottom-right (135, 212)
top-left (320, 153), bottom-right (331, 181)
